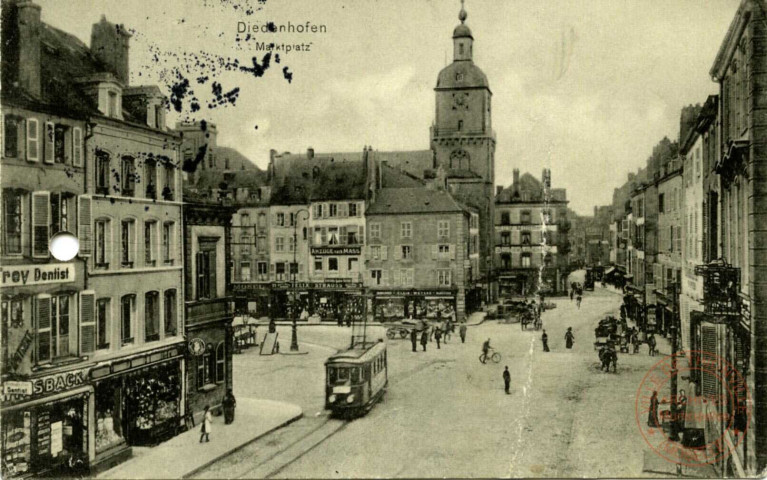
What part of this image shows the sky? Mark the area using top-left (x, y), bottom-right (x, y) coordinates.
top-left (36, 0), bottom-right (739, 215)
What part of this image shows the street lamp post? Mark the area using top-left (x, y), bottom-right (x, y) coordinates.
top-left (669, 281), bottom-right (680, 441)
top-left (290, 209), bottom-right (310, 352)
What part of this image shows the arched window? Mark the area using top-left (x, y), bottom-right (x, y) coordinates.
top-left (216, 342), bottom-right (225, 383)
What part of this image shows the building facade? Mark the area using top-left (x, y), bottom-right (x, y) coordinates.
top-left (182, 203), bottom-right (235, 425)
top-left (365, 187), bottom-right (477, 321)
top-left (1, 4), bottom-right (185, 476)
top-left (494, 169), bottom-right (569, 297)
top-left (653, 158), bottom-right (683, 337)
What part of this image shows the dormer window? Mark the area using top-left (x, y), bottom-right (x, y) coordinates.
top-left (108, 91), bottom-right (118, 117)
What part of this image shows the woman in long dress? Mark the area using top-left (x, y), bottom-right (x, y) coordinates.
top-left (647, 391), bottom-right (660, 428)
top-left (200, 405), bottom-right (212, 442)
top-left (565, 327), bottom-right (575, 349)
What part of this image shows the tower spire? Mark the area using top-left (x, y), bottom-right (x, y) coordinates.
top-left (459, 0), bottom-right (467, 24)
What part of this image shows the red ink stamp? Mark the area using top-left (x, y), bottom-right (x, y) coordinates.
top-left (635, 350), bottom-right (751, 467)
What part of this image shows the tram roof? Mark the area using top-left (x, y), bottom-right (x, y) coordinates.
top-left (326, 341), bottom-right (386, 364)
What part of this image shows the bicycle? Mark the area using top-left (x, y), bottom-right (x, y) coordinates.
top-left (479, 348), bottom-right (501, 364)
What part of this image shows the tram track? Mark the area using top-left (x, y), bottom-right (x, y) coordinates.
top-left (228, 357), bottom-right (453, 479)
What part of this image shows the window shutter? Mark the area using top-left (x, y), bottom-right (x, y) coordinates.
top-left (0, 114), bottom-right (4, 156)
top-left (78, 195), bottom-right (92, 256)
top-left (26, 118), bottom-right (39, 162)
top-left (340, 226), bottom-right (347, 245)
top-left (381, 269), bottom-right (389, 286)
top-left (392, 269), bottom-right (401, 286)
top-left (339, 203), bottom-right (347, 217)
top-left (393, 245), bottom-right (402, 260)
top-left (359, 225), bottom-right (364, 243)
top-left (80, 291), bottom-right (96, 354)
top-left (700, 324), bottom-right (719, 397)
top-left (450, 244), bottom-right (456, 260)
top-left (298, 263), bottom-right (304, 273)
top-left (381, 246), bottom-right (388, 260)
top-left (321, 227), bottom-right (327, 245)
top-left (32, 191), bottom-right (50, 258)
top-left (44, 122), bottom-right (54, 164)
top-left (323, 203), bottom-right (329, 218)
top-left (36, 295), bottom-right (52, 362)
top-left (73, 127), bottom-right (83, 167)
top-left (432, 244), bottom-right (439, 260)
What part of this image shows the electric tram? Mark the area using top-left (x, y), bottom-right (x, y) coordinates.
top-left (324, 339), bottom-right (388, 418)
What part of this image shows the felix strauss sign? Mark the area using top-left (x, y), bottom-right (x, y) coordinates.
top-left (0, 264), bottom-right (75, 288)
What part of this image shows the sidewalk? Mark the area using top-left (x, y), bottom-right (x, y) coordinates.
top-left (98, 398), bottom-right (302, 479)
top-left (244, 310), bottom-right (488, 327)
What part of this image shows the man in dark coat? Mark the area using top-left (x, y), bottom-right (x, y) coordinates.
top-left (410, 328), bottom-right (418, 352)
top-left (503, 366), bottom-right (511, 394)
top-left (434, 326), bottom-right (442, 349)
top-left (541, 330), bottom-right (550, 352)
top-left (223, 389), bottom-right (237, 424)
top-left (420, 329), bottom-right (428, 352)
top-left (459, 322), bottom-right (467, 343)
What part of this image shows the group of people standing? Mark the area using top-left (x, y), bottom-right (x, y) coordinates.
top-left (410, 314), bottom-right (467, 352)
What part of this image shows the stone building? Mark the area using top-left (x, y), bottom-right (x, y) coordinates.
top-left (182, 202), bottom-right (235, 425)
top-left (680, 95), bottom-right (717, 366)
top-left (653, 156), bottom-right (684, 337)
top-left (494, 169), bottom-right (569, 297)
top-left (1, 3), bottom-right (185, 476)
top-left (365, 186), bottom-right (479, 321)
top-left (705, 1), bottom-right (767, 472)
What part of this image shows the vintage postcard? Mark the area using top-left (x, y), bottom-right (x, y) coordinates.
top-left (0, 0), bottom-right (761, 478)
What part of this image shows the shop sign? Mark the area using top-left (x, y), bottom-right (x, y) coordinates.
top-left (32, 369), bottom-right (87, 396)
top-left (273, 281), bottom-right (362, 290)
top-left (0, 263), bottom-right (75, 288)
top-left (376, 289), bottom-right (454, 298)
top-left (232, 282), bottom-right (271, 294)
top-left (3, 381), bottom-right (33, 396)
top-left (189, 338), bottom-right (206, 356)
top-left (8, 330), bottom-right (33, 372)
top-left (311, 246), bottom-right (361, 256)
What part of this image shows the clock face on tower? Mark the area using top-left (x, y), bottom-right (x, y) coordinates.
top-left (452, 92), bottom-right (469, 110)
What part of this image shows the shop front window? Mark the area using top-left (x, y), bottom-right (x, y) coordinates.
top-left (95, 379), bottom-right (125, 454)
top-left (1, 410), bottom-right (31, 477)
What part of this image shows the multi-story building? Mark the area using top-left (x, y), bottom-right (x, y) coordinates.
top-left (680, 96), bottom-right (717, 365)
top-left (182, 202), bottom-right (235, 425)
top-left (365, 186), bottom-right (478, 321)
top-left (265, 148), bottom-right (367, 321)
top-left (494, 169), bottom-right (569, 297)
top-left (1, 4), bottom-right (185, 476)
top-left (230, 194), bottom-right (271, 318)
top-left (653, 156), bottom-right (683, 337)
top-left (705, 2), bottom-right (766, 472)
top-left (0, 3), bottom-right (91, 477)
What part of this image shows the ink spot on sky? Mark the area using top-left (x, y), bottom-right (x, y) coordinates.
top-left (283, 66), bottom-right (293, 84)
top-left (170, 77), bottom-right (191, 112)
top-left (240, 53), bottom-right (271, 78)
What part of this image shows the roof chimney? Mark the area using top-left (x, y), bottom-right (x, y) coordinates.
top-left (512, 169), bottom-right (520, 193)
top-left (91, 15), bottom-right (131, 85)
top-left (496, 185), bottom-right (503, 196)
top-left (307, 147), bottom-right (315, 159)
top-left (16, 1), bottom-right (42, 98)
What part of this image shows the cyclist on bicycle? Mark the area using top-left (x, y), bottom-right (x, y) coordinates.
top-left (482, 338), bottom-right (491, 357)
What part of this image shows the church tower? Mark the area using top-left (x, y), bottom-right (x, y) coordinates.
top-left (431, 1), bottom-right (496, 295)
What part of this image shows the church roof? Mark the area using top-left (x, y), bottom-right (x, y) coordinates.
top-left (436, 61), bottom-right (489, 90)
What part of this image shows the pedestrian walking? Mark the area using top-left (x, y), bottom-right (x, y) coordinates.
top-left (459, 322), bottom-right (467, 343)
top-left (345, 309), bottom-right (352, 327)
top-left (541, 330), bottom-right (550, 352)
top-left (565, 327), bottom-right (574, 349)
top-left (576, 293), bottom-right (582, 309)
top-left (410, 328), bottom-right (418, 352)
top-left (434, 326), bottom-right (442, 349)
top-left (648, 391), bottom-right (660, 428)
top-left (420, 329), bottom-right (428, 352)
top-left (199, 405), bottom-right (212, 442)
top-left (503, 366), bottom-right (511, 394)
top-left (337, 311), bottom-right (343, 327)
top-left (647, 333), bottom-right (657, 356)
top-left (223, 389), bottom-right (237, 424)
